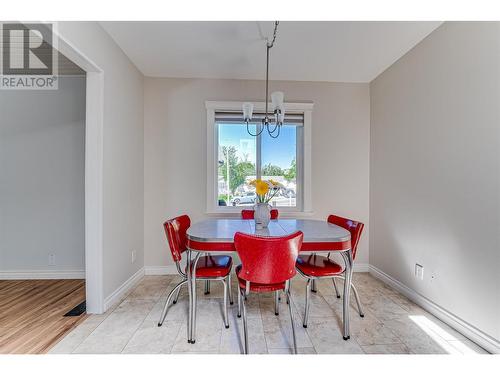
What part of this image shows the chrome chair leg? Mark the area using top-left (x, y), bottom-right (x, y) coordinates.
top-left (332, 278), bottom-right (341, 299)
top-left (173, 283), bottom-right (182, 304)
top-left (240, 289), bottom-right (249, 354)
top-left (237, 288), bottom-right (242, 318)
top-left (285, 287), bottom-right (298, 354)
top-left (204, 280), bottom-right (210, 295)
top-left (228, 273), bottom-right (234, 305)
top-left (158, 279), bottom-right (187, 327)
top-left (286, 279), bottom-right (291, 304)
top-left (351, 283), bottom-right (365, 317)
top-left (303, 278), bottom-right (311, 328)
top-left (222, 278), bottom-right (230, 328)
top-left (311, 278), bottom-right (317, 293)
top-left (274, 290), bottom-right (280, 316)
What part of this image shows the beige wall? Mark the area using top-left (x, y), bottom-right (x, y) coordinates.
top-left (370, 22), bottom-right (500, 342)
top-left (144, 78), bottom-right (370, 268)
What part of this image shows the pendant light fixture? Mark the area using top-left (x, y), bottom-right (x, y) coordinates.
top-left (242, 21), bottom-right (284, 138)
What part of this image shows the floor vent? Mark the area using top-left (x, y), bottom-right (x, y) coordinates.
top-left (64, 301), bottom-right (86, 316)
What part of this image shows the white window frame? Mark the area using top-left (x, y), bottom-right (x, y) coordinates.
top-left (205, 100), bottom-right (313, 216)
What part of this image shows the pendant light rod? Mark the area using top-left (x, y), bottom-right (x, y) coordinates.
top-left (265, 42), bottom-right (269, 121)
top-left (243, 21), bottom-right (283, 138)
top-left (265, 21), bottom-right (279, 122)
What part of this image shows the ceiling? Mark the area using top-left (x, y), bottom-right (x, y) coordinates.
top-left (100, 21), bottom-right (442, 83)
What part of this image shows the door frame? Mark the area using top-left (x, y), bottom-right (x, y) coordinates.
top-left (56, 32), bottom-right (105, 314)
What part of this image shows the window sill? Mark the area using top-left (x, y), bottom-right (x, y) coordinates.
top-left (205, 210), bottom-right (315, 218)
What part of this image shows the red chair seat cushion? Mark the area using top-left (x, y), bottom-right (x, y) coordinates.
top-left (235, 265), bottom-right (285, 292)
top-left (296, 254), bottom-right (344, 277)
top-left (187, 255), bottom-right (232, 278)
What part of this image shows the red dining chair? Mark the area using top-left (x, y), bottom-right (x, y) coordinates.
top-left (241, 208), bottom-right (279, 220)
top-left (241, 208), bottom-right (281, 314)
top-left (234, 231), bottom-right (303, 354)
top-left (158, 215), bottom-right (234, 336)
top-left (295, 214), bottom-right (365, 328)
top-left (201, 209), bottom-right (278, 297)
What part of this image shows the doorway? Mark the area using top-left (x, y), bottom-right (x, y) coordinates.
top-left (0, 51), bottom-right (88, 353)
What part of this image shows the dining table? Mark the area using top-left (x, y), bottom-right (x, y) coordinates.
top-left (185, 218), bottom-right (353, 344)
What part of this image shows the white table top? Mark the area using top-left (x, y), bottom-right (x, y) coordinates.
top-left (186, 218), bottom-right (350, 244)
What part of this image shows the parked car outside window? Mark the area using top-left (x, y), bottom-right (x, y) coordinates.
top-left (230, 192), bottom-right (256, 206)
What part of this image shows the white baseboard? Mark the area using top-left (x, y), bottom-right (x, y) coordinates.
top-left (0, 270), bottom-right (85, 280)
top-left (144, 263), bottom-right (369, 276)
top-left (369, 265), bottom-right (500, 354)
top-left (103, 267), bottom-right (144, 312)
top-left (144, 265), bottom-right (178, 275)
top-left (353, 263), bottom-right (369, 272)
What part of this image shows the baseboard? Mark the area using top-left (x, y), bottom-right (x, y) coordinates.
top-left (103, 267), bottom-right (144, 312)
top-left (144, 265), bottom-right (178, 275)
top-left (353, 263), bottom-right (369, 272)
top-left (144, 263), bottom-right (369, 275)
top-left (369, 265), bottom-right (500, 354)
top-left (0, 270), bottom-right (85, 280)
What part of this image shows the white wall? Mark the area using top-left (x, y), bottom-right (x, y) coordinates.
top-left (57, 22), bottom-right (144, 299)
top-left (370, 22), bottom-right (500, 343)
top-left (144, 78), bottom-right (370, 269)
top-left (0, 76), bottom-right (85, 276)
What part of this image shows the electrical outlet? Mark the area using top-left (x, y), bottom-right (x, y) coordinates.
top-left (48, 253), bottom-right (56, 266)
top-left (415, 263), bottom-right (424, 280)
top-left (131, 250), bottom-right (136, 264)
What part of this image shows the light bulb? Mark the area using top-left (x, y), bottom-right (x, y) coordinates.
top-left (271, 91), bottom-right (284, 110)
top-left (242, 102), bottom-right (254, 121)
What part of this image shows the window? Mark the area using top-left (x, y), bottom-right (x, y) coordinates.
top-left (206, 101), bottom-right (313, 213)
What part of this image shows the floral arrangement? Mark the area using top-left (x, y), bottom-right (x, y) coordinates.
top-left (249, 179), bottom-right (283, 204)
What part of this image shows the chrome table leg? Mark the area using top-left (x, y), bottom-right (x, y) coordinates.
top-left (190, 252), bottom-right (201, 344)
top-left (340, 249), bottom-right (353, 340)
top-left (186, 250), bottom-right (193, 343)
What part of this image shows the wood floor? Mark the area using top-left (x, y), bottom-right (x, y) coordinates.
top-left (0, 279), bottom-right (87, 354)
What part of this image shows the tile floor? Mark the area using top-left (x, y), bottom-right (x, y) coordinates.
top-left (49, 272), bottom-right (488, 354)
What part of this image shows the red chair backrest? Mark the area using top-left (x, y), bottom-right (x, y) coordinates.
top-left (234, 231), bottom-right (303, 285)
top-left (241, 209), bottom-right (279, 220)
top-left (163, 215), bottom-right (191, 262)
top-left (327, 214), bottom-right (364, 260)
